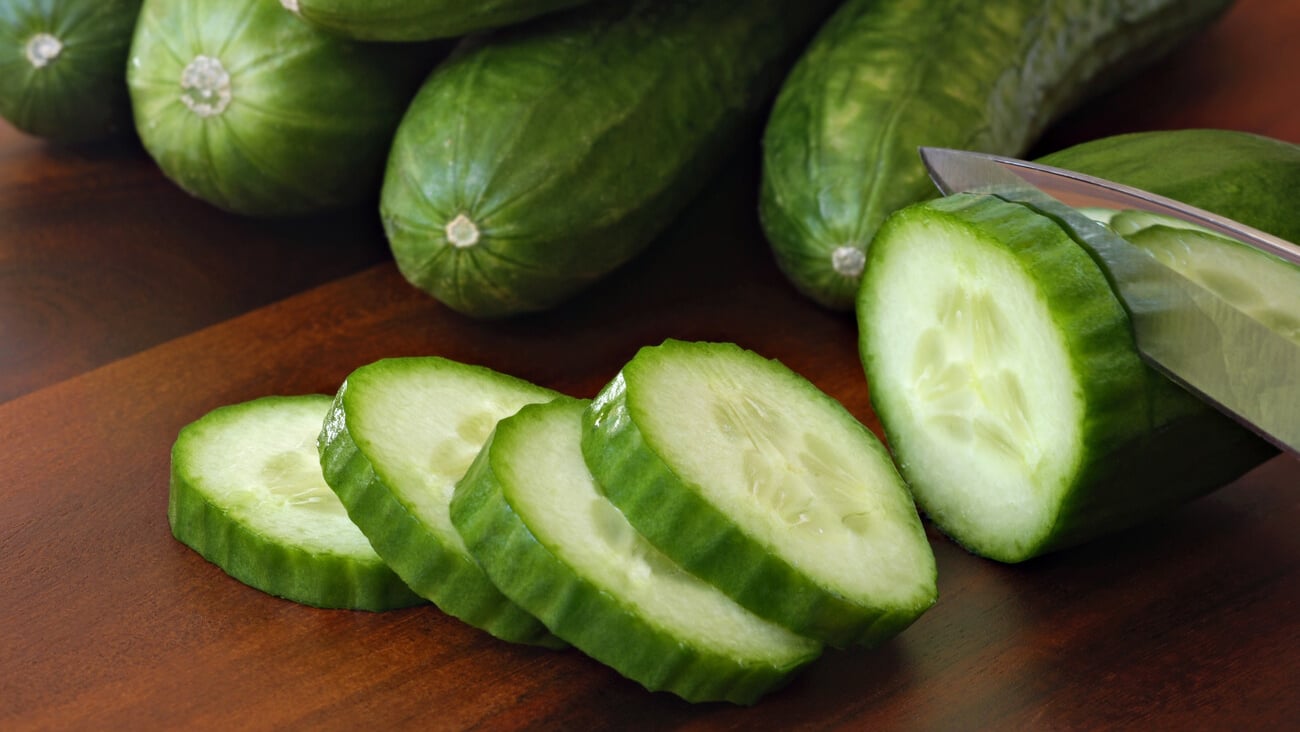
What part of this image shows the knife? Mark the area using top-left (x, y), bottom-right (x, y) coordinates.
top-left (918, 146), bottom-right (1300, 459)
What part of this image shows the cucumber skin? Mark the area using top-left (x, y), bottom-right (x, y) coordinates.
top-left (450, 398), bottom-right (820, 705)
top-left (1039, 129), bottom-right (1300, 245)
top-left (760, 0), bottom-right (1233, 310)
top-left (380, 0), bottom-right (839, 318)
top-left (858, 195), bottom-right (1273, 562)
top-left (290, 0), bottom-right (596, 41)
top-left (582, 342), bottom-right (936, 648)
top-left (0, 0), bottom-right (142, 142)
top-left (317, 376), bottom-right (565, 648)
top-left (169, 395), bottom-right (424, 611)
top-left (126, 0), bottom-right (438, 217)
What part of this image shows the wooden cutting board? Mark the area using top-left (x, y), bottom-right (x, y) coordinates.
top-left (2, 1), bottom-right (1296, 728)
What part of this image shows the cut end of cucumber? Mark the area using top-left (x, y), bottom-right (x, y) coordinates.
top-left (180, 56), bottom-right (232, 118)
top-left (830, 244), bottom-right (866, 278)
top-left (25, 34), bottom-right (63, 69)
top-left (860, 198), bottom-right (1087, 558)
top-left (445, 214), bottom-right (481, 249)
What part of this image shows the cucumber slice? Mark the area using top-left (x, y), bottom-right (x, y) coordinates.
top-left (317, 357), bottom-right (563, 647)
top-left (581, 340), bottom-right (936, 648)
top-left (1125, 223), bottom-right (1300, 342)
top-left (450, 397), bottom-right (822, 705)
top-left (169, 395), bottom-right (422, 611)
top-left (857, 193), bottom-right (1272, 562)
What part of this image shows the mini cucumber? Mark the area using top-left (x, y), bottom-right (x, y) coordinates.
top-left (127, 0), bottom-right (438, 216)
top-left (283, 0), bottom-right (597, 41)
top-left (0, 0), bottom-right (142, 142)
top-left (450, 397), bottom-right (822, 705)
top-left (857, 194), bottom-right (1273, 563)
top-left (380, 0), bottom-right (838, 317)
top-left (317, 357), bottom-right (563, 647)
top-left (581, 340), bottom-right (936, 648)
top-left (168, 394), bottom-right (423, 610)
top-left (760, 0), bottom-right (1232, 310)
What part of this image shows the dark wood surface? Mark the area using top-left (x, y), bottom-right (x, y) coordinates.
top-left (2, 1), bottom-right (1297, 728)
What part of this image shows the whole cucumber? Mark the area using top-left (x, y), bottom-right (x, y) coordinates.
top-left (127, 0), bottom-right (439, 217)
top-left (0, 0), bottom-right (143, 143)
top-left (284, 0), bottom-right (599, 41)
top-left (381, 0), bottom-right (839, 318)
top-left (760, 0), bottom-right (1234, 310)
top-left (1039, 128), bottom-right (1300, 244)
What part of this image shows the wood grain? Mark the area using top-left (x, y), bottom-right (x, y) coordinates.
top-left (1, 0), bottom-right (1298, 729)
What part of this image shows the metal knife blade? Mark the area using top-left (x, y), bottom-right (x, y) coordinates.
top-left (918, 146), bottom-right (1300, 458)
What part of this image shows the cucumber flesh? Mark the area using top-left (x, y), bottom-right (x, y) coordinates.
top-left (451, 397), bottom-right (822, 705)
top-left (168, 395), bottom-right (422, 611)
top-left (582, 340), bottom-right (936, 648)
top-left (858, 193), bottom-right (1271, 562)
top-left (317, 357), bottom-right (563, 646)
top-left (1125, 224), bottom-right (1300, 343)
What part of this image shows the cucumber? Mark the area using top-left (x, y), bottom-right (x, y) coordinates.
top-left (581, 340), bottom-right (936, 648)
top-left (1039, 129), bottom-right (1300, 245)
top-left (759, 0), bottom-right (1233, 310)
top-left (317, 357), bottom-right (564, 647)
top-left (856, 193), bottom-right (1273, 563)
top-left (169, 395), bottom-right (423, 611)
top-left (282, 0), bottom-right (596, 41)
top-left (126, 0), bottom-right (438, 217)
top-left (1125, 222), bottom-right (1300, 343)
top-left (380, 0), bottom-right (839, 317)
top-left (450, 397), bottom-right (822, 705)
top-left (0, 0), bottom-right (142, 142)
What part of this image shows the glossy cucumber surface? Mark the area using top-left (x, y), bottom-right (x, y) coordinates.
top-left (760, 0), bottom-right (1233, 309)
top-left (127, 0), bottom-right (439, 217)
top-left (381, 0), bottom-right (838, 318)
top-left (0, 0), bottom-right (143, 142)
top-left (285, 0), bottom-right (597, 41)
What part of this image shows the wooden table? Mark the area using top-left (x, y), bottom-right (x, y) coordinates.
top-left (2, 1), bottom-right (1296, 728)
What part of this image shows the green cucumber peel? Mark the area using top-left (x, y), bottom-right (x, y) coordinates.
top-left (581, 340), bottom-right (936, 648)
top-left (169, 394), bottom-right (422, 611)
top-left (317, 357), bottom-right (564, 647)
top-left (451, 397), bottom-right (822, 705)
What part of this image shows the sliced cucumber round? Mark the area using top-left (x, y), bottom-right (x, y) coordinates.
top-left (169, 394), bottom-right (422, 611)
top-left (857, 193), bottom-right (1272, 562)
top-left (581, 340), bottom-right (936, 648)
top-left (451, 397), bottom-right (822, 705)
top-left (317, 357), bottom-right (563, 647)
top-left (126, 0), bottom-right (436, 216)
top-left (0, 0), bottom-right (142, 142)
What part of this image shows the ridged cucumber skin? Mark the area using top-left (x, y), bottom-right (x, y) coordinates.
top-left (857, 195), bottom-right (1272, 563)
top-left (451, 398), bottom-right (821, 705)
top-left (1039, 129), bottom-right (1300, 244)
top-left (169, 395), bottom-right (424, 611)
top-left (581, 341), bottom-right (936, 649)
top-left (317, 359), bottom-right (564, 648)
top-left (126, 0), bottom-right (438, 217)
top-left (760, 0), bottom-right (1233, 310)
top-left (287, 0), bottom-right (596, 41)
top-left (0, 0), bottom-right (142, 142)
top-left (380, 0), bottom-right (839, 318)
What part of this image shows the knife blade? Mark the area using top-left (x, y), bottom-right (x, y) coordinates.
top-left (918, 146), bottom-right (1300, 458)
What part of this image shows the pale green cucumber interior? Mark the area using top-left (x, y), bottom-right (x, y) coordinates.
top-left (181, 396), bottom-right (376, 557)
top-left (500, 400), bottom-right (818, 663)
top-left (335, 362), bottom-right (556, 557)
top-left (627, 346), bottom-right (931, 605)
top-left (865, 217), bottom-right (1084, 549)
top-left (1127, 224), bottom-right (1300, 342)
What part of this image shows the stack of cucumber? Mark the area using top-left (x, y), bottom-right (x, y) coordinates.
top-left (171, 341), bottom-right (938, 704)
